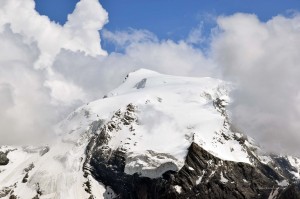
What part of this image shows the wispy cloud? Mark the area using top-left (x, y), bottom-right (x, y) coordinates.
top-left (102, 28), bottom-right (158, 50)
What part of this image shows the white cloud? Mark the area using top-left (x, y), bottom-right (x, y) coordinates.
top-left (0, 26), bottom-right (55, 144)
top-left (124, 39), bottom-right (216, 76)
top-left (102, 28), bottom-right (158, 50)
top-left (52, 33), bottom-right (216, 102)
top-left (0, 0), bottom-right (108, 69)
top-left (213, 13), bottom-right (300, 155)
top-left (64, 0), bottom-right (108, 56)
top-left (1, 0), bottom-right (300, 157)
top-left (0, 0), bottom-right (108, 144)
top-left (186, 23), bottom-right (204, 45)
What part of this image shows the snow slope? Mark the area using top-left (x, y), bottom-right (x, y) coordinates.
top-left (72, 69), bottom-right (252, 178)
top-left (0, 134), bottom-right (106, 198)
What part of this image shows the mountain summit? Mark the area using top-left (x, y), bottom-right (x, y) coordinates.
top-left (1, 69), bottom-right (300, 199)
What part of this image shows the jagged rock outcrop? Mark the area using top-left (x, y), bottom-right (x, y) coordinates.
top-left (85, 136), bottom-right (298, 199)
top-left (278, 182), bottom-right (300, 199)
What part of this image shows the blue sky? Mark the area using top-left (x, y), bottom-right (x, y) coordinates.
top-left (35, 0), bottom-right (300, 52)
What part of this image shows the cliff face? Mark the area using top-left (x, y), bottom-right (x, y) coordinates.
top-left (85, 128), bottom-right (297, 199)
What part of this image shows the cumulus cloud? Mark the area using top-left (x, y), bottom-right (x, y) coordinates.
top-left (0, 26), bottom-right (54, 144)
top-left (213, 13), bottom-right (300, 155)
top-left (0, 0), bottom-right (108, 144)
top-left (0, 0), bottom-right (108, 69)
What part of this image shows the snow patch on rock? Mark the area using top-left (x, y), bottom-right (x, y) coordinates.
top-left (174, 185), bottom-right (182, 194)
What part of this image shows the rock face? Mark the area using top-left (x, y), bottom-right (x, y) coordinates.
top-left (82, 102), bottom-right (297, 198)
top-left (0, 152), bottom-right (9, 165)
top-left (85, 135), bottom-right (298, 199)
top-left (278, 183), bottom-right (300, 199)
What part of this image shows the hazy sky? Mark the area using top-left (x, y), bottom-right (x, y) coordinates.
top-left (1, 0), bottom-right (300, 155)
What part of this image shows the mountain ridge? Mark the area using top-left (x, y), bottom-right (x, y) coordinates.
top-left (1, 69), bottom-right (300, 199)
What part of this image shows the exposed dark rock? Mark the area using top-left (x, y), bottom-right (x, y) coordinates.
top-left (84, 180), bottom-right (92, 194)
top-left (278, 182), bottom-right (300, 199)
top-left (9, 195), bottom-right (17, 199)
top-left (24, 163), bottom-right (35, 172)
top-left (0, 151), bottom-right (9, 165)
top-left (81, 102), bottom-right (300, 198)
top-left (85, 134), bottom-right (293, 199)
top-left (36, 183), bottom-right (42, 197)
top-left (22, 163), bottom-right (35, 183)
top-left (271, 156), bottom-right (297, 180)
top-left (0, 187), bottom-right (12, 197)
top-left (134, 78), bottom-right (147, 89)
top-left (22, 173), bottom-right (29, 183)
top-left (39, 146), bottom-right (50, 156)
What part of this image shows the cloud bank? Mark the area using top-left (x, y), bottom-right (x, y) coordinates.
top-left (1, 0), bottom-right (300, 155)
top-left (213, 13), bottom-right (300, 155)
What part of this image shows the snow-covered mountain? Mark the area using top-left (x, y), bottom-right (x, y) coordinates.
top-left (1, 69), bottom-right (300, 199)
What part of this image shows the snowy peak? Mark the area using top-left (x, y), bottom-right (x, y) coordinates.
top-left (109, 68), bottom-right (224, 97)
top-left (56, 69), bottom-right (250, 180)
top-left (126, 68), bottom-right (160, 79)
top-left (77, 69), bottom-right (254, 178)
